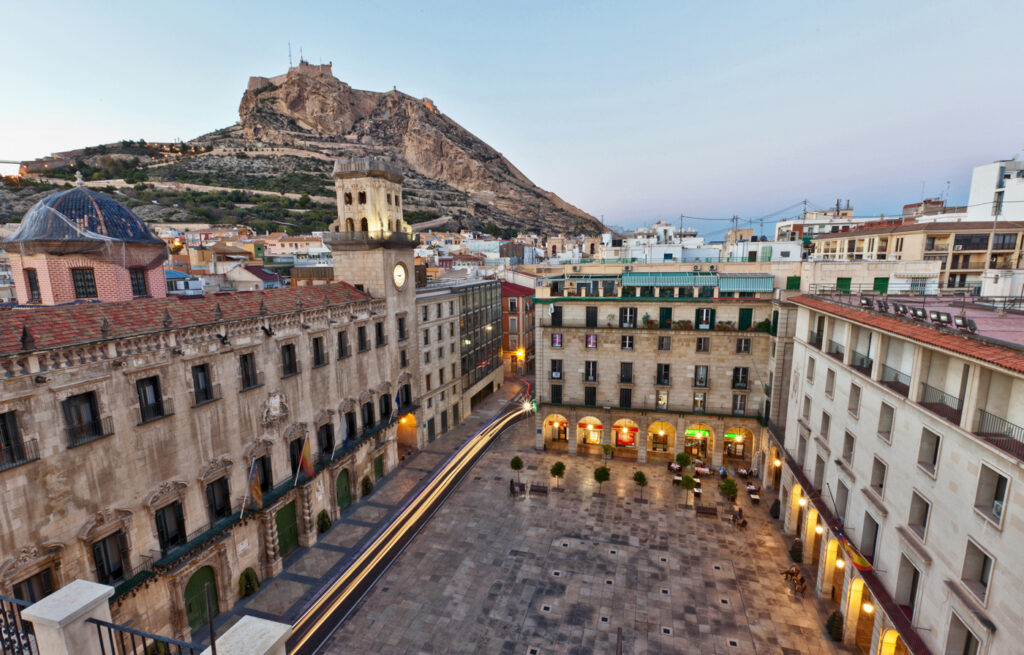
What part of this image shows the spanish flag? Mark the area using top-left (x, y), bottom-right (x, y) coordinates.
top-left (299, 436), bottom-right (315, 480)
top-left (248, 465), bottom-right (263, 511)
top-left (838, 534), bottom-right (873, 571)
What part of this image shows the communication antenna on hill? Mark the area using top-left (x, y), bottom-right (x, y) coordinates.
top-left (289, 42), bottom-right (293, 68)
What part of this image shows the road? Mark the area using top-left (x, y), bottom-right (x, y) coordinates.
top-left (287, 392), bottom-right (530, 654)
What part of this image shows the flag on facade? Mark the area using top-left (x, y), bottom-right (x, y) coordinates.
top-left (299, 435), bottom-right (315, 480)
top-left (838, 534), bottom-right (872, 571)
top-left (394, 389), bottom-right (402, 417)
top-left (248, 464), bottom-right (263, 511)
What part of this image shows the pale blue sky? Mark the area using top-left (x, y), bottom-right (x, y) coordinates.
top-left (2, 0), bottom-right (1022, 233)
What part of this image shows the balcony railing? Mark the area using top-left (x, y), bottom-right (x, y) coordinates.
top-left (152, 500), bottom-right (245, 570)
top-left (192, 383), bottom-right (222, 407)
top-left (322, 230), bottom-right (420, 248)
top-left (827, 339), bottom-right (845, 361)
top-left (881, 365), bottom-right (911, 397)
top-left (582, 372), bottom-right (599, 383)
top-left (0, 438), bottom-right (40, 473)
top-left (0, 593), bottom-right (36, 655)
top-left (919, 383), bottom-right (963, 425)
top-left (974, 409), bottom-right (1024, 460)
top-left (851, 351), bottom-right (873, 376)
top-left (240, 370), bottom-right (265, 391)
top-left (139, 397), bottom-right (174, 424)
top-left (65, 416), bottom-right (114, 448)
top-left (655, 376), bottom-right (671, 386)
top-left (88, 617), bottom-right (203, 655)
top-left (732, 380), bottom-right (749, 390)
top-left (619, 374), bottom-right (633, 383)
top-left (808, 331), bottom-right (823, 349)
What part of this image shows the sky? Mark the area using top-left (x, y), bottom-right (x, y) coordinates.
top-left (2, 0), bottom-right (1023, 234)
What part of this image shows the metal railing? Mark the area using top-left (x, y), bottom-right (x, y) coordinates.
top-left (65, 416), bottom-right (114, 448)
top-left (808, 331), bottom-right (823, 349)
top-left (919, 383), bottom-right (964, 424)
top-left (732, 380), bottom-right (748, 390)
top-left (239, 370), bottom-right (265, 391)
top-left (192, 383), bottom-right (222, 406)
top-left (582, 372), bottom-right (598, 383)
top-left (322, 230), bottom-right (420, 248)
top-left (0, 439), bottom-right (39, 474)
top-left (655, 376), bottom-right (671, 386)
top-left (851, 351), bottom-right (873, 376)
top-left (881, 365), bottom-right (911, 397)
top-left (975, 409), bottom-right (1024, 460)
top-left (139, 397), bottom-right (175, 424)
top-left (0, 594), bottom-right (36, 655)
top-left (827, 339), bottom-right (845, 361)
top-left (89, 617), bottom-right (203, 655)
top-left (618, 374), bottom-right (633, 383)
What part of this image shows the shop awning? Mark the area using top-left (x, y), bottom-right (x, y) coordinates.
top-left (718, 274), bottom-right (774, 292)
top-left (577, 421), bottom-right (603, 429)
top-left (621, 272), bottom-right (718, 287)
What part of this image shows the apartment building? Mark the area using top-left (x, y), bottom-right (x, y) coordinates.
top-left (501, 281), bottom-right (535, 376)
top-left (411, 285), bottom-right (464, 447)
top-left (811, 220), bottom-right (1024, 291)
top-left (768, 293), bottom-right (1024, 655)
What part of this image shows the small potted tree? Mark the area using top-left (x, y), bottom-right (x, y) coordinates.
top-left (602, 443), bottom-right (614, 460)
top-left (594, 466), bottom-right (610, 496)
top-left (550, 461), bottom-right (566, 492)
top-left (719, 476), bottom-right (738, 501)
top-left (633, 470), bottom-right (648, 503)
top-left (825, 610), bottom-right (844, 641)
top-left (510, 456), bottom-right (524, 483)
top-left (680, 475), bottom-right (697, 505)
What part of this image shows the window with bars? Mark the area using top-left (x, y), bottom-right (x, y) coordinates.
top-left (71, 268), bottom-right (97, 298)
top-left (129, 268), bottom-right (148, 297)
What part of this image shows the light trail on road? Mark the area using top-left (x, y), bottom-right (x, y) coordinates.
top-left (288, 396), bottom-right (530, 654)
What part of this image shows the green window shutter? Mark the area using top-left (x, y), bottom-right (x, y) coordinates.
top-left (786, 276), bottom-right (801, 290)
top-left (836, 277), bottom-right (851, 292)
top-left (873, 277), bottom-right (889, 293)
top-left (709, 308), bottom-right (716, 329)
top-left (771, 310), bottom-right (779, 336)
top-left (738, 308), bottom-right (753, 331)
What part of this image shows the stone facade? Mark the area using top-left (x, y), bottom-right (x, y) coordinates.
top-left (0, 284), bottom-right (407, 640)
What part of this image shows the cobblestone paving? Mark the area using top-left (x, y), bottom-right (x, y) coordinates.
top-left (324, 418), bottom-right (850, 655)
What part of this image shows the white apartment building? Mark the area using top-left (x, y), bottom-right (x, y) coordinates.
top-left (967, 159), bottom-right (1024, 222)
top-left (770, 292), bottom-right (1024, 655)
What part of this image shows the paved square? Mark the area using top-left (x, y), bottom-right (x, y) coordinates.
top-left (323, 418), bottom-right (848, 655)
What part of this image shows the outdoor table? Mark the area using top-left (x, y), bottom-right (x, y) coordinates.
top-left (750, 494), bottom-right (760, 504)
top-left (673, 475), bottom-right (683, 484)
top-left (694, 466), bottom-right (712, 476)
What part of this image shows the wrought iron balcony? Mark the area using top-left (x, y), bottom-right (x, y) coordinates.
top-left (139, 397), bottom-right (174, 425)
top-left (191, 383), bottom-right (222, 407)
top-left (582, 372), bottom-right (599, 383)
top-left (0, 438), bottom-right (39, 473)
top-left (732, 380), bottom-right (749, 390)
top-left (240, 370), bottom-right (266, 391)
top-left (881, 365), bottom-right (911, 397)
top-left (919, 383), bottom-right (963, 425)
top-left (851, 351), bottom-right (873, 376)
top-left (975, 409), bottom-right (1024, 460)
top-left (808, 331), bottom-right (823, 349)
top-left (66, 416), bottom-right (114, 448)
top-left (827, 339), bottom-right (845, 362)
top-left (655, 375), bottom-right (672, 386)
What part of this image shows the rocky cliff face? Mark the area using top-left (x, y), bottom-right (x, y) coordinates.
top-left (231, 63), bottom-right (602, 234)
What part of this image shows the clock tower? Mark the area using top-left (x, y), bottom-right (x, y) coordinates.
top-left (326, 158), bottom-right (417, 314)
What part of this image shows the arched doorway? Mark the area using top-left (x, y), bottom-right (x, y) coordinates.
top-left (723, 426), bottom-right (754, 463)
top-left (184, 566), bottom-right (219, 634)
top-left (790, 484), bottom-right (806, 536)
top-left (543, 414), bottom-right (569, 443)
top-left (360, 217), bottom-right (368, 231)
top-left (822, 539), bottom-right (844, 604)
top-left (683, 424), bottom-right (712, 462)
top-left (647, 421), bottom-right (674, 454)
top-left (576, 417), bottom-right (603, 447)
top-left (612, 419), bottom-right (639, 449)
top-left (845, 578), bottom-right (870, 654)
top-left (276, 501), bottom-right (299, 558)
top-left (345, 218), bottom-right (354, 231)
top-left (879, 629), bottom-right (909, 655)
top-left (397, 412), bottom-right (417, 450)
top-left (336, 469), bottom-right (351, 510)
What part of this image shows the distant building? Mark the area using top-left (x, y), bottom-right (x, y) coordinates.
top-left (163, 269), bottom-right (203, 296)
top-left (226, 265), bottom-right (287, 290)
top-left (501, 281), bottom-right (535, 375)
top-left (967, 159), bottom-right (1024, 221)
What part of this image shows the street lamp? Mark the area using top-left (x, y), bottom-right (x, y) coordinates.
top-left (815, 525), bottom-right (824, 534)
top-left (773, 458), bottom-right (782, 467)
top-left (862, 602), bottom-right (874, 614)
top-left (798, 497), bottom-right (807, 507)
top-left (522, 401), bottom-right (532, 411)
top-left (835, 558), bottom-right (845, 569)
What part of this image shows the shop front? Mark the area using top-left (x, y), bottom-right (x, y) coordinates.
top-left (576, 417), bottom-right (603, 447)
top-left (723, 426), bottom-right (754, 464)
top-left (683, 424), bottom-right (712, 461)
top-left (612, 419), bottom-right (638, 449)
top-left (647, 421), bottom-right (675, 453)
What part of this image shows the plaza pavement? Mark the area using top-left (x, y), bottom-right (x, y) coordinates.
top-left (321, 398), bottom-right (855, 655)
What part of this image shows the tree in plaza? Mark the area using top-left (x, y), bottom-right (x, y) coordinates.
top-left (594, 466), bottom-right (611, 495)
top-left (719, 476), bottom-right (738, 501)
top-left (633, 470), bottom-right (648, 501)
top-left (510, 456), bottom-right (524, 483)
top-left (675, 452), bottom-right (691, 469)
top-left (680, 475), bottom-right (697, 504)
top-left (550, 461), bottom-right (566, 489)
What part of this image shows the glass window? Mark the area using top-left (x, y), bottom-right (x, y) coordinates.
top-left (918, 428), bottom-right (941, 474)
top-left (24, 269), bottom-right (40, 302)
top-left (337, 331), bottom-right (350, 358)
top-left (621, 335), bottom-right (633, 350)
top-left (92, 531), bottom-right (127, 585)
top-left (696, 337), bottom-right (710, 353)
top-left (129, 268), bottom-right (148, 297)
top-left (312, 337), bottom-right (327, 367)
top-left (206, 477), bottom-right (231, 521)
top-left (656, 363), bottom-right (670, 385)
top-left (136, 376), bottom-right (165, 422)
top-left (192, 364), bottom-right (214, 404)
top-left (585, 334), bottom-right (597, 349)
top-left (619, 388), bottom-right (632, 409)
top-left (877, 403), bottom-right (894, 441)
top-left (550, 384), bottom-right (562, 404)
top-left (736, 338), bottom-right (750, 354)
top-left (584, 387), bottom-right (597, 406)
top-left (375, 321), bottom-right (387, 347)
top-left (658, 336), bottom-right (671, 351)
top-left (0, 411), bottom-right (26, 468)
top-left (550, 359), bottom-right (562, 379)
top-left (693, 365), bottom-right (708, 387)
top-left (357, 326), bottom-right (369, 351)
top-left (848, 383), bottom-right (861, 416)
top-left (974, 464), bottom-right (1009, 523)
top-left (155, 501), bottom-right (186, 555)
top-left (12, 568), bottom-right (54, 603)
top-left (71, 268), bottom-right (97, 298)
top-left (281, 344), bottom-right (298, 376)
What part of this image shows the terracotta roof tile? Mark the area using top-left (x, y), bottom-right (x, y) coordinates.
top-left (0, 283), bottom-right (368, 357)
top-left (791, 296), bottom-right (1024, 375)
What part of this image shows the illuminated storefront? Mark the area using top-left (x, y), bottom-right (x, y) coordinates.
top-left (613, 419), bottom-right (638, 447)
top-left (577, 418), bottom-right (603, 445)
top-left (724, 427), bottom-right (753, 459)
top-left (684, 424), bottom-right (711, 459)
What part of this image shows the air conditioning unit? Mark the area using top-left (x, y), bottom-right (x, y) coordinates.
top-left (693, 265), bottom-right (701, 271)
top-left (993, 499), bottom-right (1004, 520)
top-left (571, 265), bottom-right (580, 272)
top-left (623, 265), bottom-right (633, 271)
top-left (709, 264), bottom-right (717, 271)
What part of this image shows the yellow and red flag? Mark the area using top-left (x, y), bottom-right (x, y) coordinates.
top-left (838, 534), bottom-right (872, 571)
top-left (299, 436), bottom-right (315, 480)
top-left (248, 465), bottom-right (263, 511)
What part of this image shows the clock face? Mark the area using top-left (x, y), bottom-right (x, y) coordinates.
top-left (393, 263), bottom-right (407, 289)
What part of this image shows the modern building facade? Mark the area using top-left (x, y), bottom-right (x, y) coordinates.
top-left (766, 292), bottom-right (1024, 655)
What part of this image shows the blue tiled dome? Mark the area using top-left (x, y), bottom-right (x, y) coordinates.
top-left (8, 187), bottom-right (163, 245)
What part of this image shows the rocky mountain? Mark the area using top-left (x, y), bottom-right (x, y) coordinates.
top-left (223, 62), bottom-right (602, 234)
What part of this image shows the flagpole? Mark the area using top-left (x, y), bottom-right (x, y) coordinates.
top-left (294, 435), bottom-right (306, 486)
top-left (240, 459), bottom-right (256, 520)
